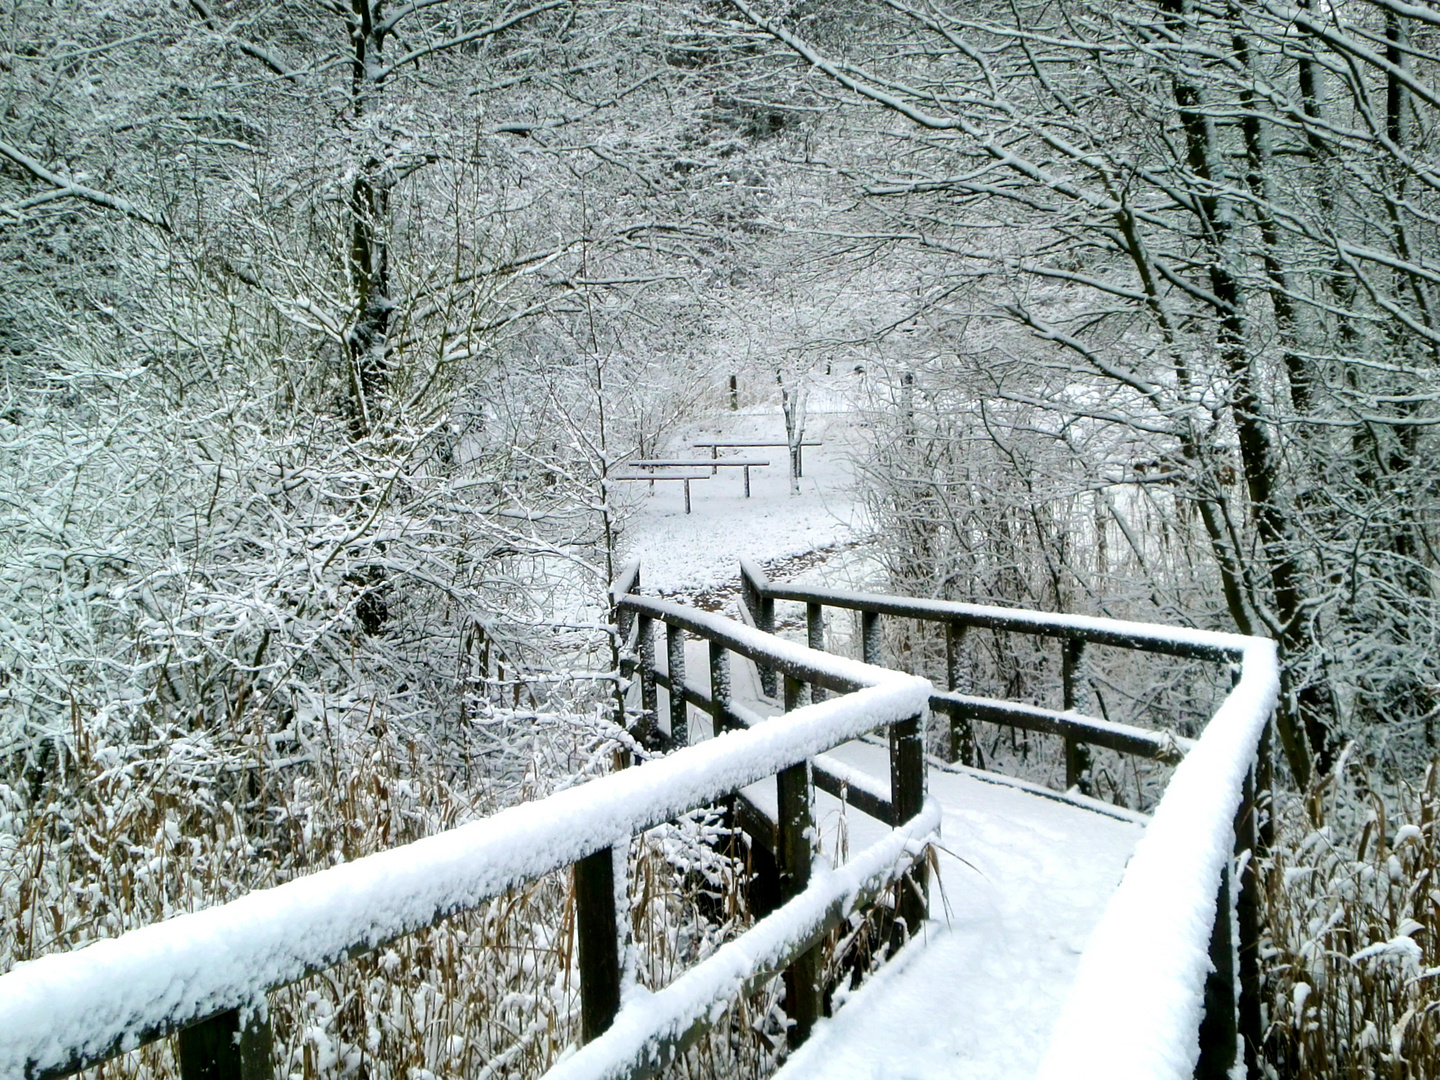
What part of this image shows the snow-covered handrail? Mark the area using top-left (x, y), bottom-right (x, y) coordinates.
top-left (609, 587), bottom-right (933, 1056)
top-left (546, 801), bottom-right (941, 1080)
top-left (0, 603), bottom-right (932, 1080)
top-left (740, 556), bottom-right (1249, 661)
top-left (738, 559), bottom-right (1238, 786)
top-left (1037, 637), bottom-right (1280, 1080)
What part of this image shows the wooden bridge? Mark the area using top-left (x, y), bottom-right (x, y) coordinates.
top-left (0, 560), bottom-right (1279, 1080)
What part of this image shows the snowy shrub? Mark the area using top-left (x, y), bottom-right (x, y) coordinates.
top-left (1263, 755), bottom-right (1440, 1079)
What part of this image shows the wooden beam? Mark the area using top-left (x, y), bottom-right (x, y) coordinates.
top-left (575, 846), bottom-right (623, 1044)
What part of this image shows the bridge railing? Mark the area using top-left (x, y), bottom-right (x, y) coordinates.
top-left (0, 567), bottom-right (933, 1080)
top-left (735, 558), bottom-right (1279, 1079)
top-left (739, 557), bottom-right (1241, 786)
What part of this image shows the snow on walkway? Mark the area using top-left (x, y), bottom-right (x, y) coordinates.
top-left (716, 685), bottom-right (1147, 1080)
top-left (778, 741), bottom-right (1144, 1080)
top-left (619, 376), bottom-right (868, 592)
top-left (685, 652), bottom-right (1147, 1080)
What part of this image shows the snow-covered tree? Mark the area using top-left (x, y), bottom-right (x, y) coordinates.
top-left (728, 0), bottom-right (1440, 784)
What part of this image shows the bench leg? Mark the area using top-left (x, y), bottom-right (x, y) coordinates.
top-left (711, 445), bottom-right (718, 475)
top-left (744, 465), bottom-right (751, 497)
top-left (684, 478), bottom-right (691, 514)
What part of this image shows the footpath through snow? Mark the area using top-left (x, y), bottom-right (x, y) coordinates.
top-left (622, 384), bottom-right (1149, 1079)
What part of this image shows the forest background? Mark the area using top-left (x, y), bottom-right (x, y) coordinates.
top-left (4, 0), bottom-right (1440, 1077)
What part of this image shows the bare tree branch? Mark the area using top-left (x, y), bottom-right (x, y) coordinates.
top-left (0, 138), bottom-right (171, 231)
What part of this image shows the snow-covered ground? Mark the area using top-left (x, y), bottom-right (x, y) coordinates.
top-left (617, 375), bottom-right (870, 592)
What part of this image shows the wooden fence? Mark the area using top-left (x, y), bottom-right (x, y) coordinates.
top-left (0, 558), bottom-right (1278, 1080)
top-left (733, 558), bottom-right (1276, 1080)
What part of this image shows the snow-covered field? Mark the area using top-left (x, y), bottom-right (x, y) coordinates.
top-left (617, 376), bottom-right (870, 592)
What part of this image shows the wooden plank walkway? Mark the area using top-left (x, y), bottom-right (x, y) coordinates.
top-left (675, 637), bottom-right (1147, 1080)
top-left (775, 743), bottom-right (1144, 1080)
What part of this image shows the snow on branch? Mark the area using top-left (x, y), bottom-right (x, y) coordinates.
top-left (0, 139), bottom-right (171, 231)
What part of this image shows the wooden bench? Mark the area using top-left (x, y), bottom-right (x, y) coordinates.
top-left (692, 439), bottom-right (821, 476)
top-left (629, 458), bottom-right (769, 497)
top-left (611, 471), bottom-right (711, 513)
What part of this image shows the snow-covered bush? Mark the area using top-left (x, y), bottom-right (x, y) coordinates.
top-left (1263, 756), bottom-right (1440, 1079)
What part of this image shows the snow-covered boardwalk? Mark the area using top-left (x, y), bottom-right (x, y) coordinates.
top-left (1, 391), bottom-right (1278, 1080)
top-left (725, 657), bottom-right (1146, 1080)
top-left (772, 747), bottom-right (1144, 1080)
top-left (613, 400), bottom-right (1278, 1080)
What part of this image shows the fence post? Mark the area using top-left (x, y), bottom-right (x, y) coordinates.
top-left (1235, 768), bottom-right (1262, 1079)
top-left (778, 675), bottom-right (820, 1047)
top-left (575, 845), bottom-right (624, 1043)
top-left (666, 623), bottom-right (687, 749)
top-left (638, 615), bottom-right (658, 749)
top-left (807, 603), bottom-right (826, 703)
top-left (889, 711), bottom-right (928, 952)
top-left (177, 1004), bottom-right (272, 1080)
top-left (757, 591), bottom-right (777, 699)
top-left (1257, 719), bottom-right (1274, 856)
top-left (1062, 638), bottom-right (1092, 793)
top-left (946, 621), bottom-right (973, 766)
top-left (1196, 859), bottom-right (1238, 1080)
top-left (861, 610), bottom-right (882, 666)
top-left (707, 642), bottom-right (731, 734)
top-left (610, 567), bottom-right (638, 751)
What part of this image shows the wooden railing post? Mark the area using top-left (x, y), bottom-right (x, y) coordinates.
top-left (709, 642), bottom-right (731, 734)
top-left (889, 711), bottom-right (928, 951)
top-left (611, 565), bottom-right (639, 744)
top-left (757, 592), bottom-right (777, 698)
top-left (861, 610), bottom-right (882, 666)
top-left (638, 615), bottom-right (658, 749)
top-left (1196, 859), bottom-right (1238, 1080)
top-left (177, 1004), bottom-right (272, 1080)
top-left (1062, 639), bottom-right (1092, 793)
top-left (575, 845), bottom-right (624, 1044)
top-left (1257, 719), bottom-right (1274, 856)
top-left (666, 623), bottom-right (687, 748)
top-left (1235, 768), bottom-right (1262, 1080)
top-left (946, 621), bottom-right (973, 766)
top-left (779, 674), bottom-right (821, 1048)
top-left (807, 602), bottom-right (826, 702)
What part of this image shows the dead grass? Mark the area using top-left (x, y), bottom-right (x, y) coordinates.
top-left (0, 704), bottom-right (794, 1080)
top-left (1262, 756), bottom-right (1440, 1079)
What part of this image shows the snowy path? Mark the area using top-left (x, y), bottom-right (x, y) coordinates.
top-left (721, 674), bottom-right (1145, 1080)
top-left (632, 381), bottom-right (1148, 1079)
top-left (776, 745), bottom-right (1144, 1080)
top-left (659, 647), bottom-right (1146, 1080)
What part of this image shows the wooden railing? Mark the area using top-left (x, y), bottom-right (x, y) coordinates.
top-left (0, 563), bottom-right (934, 1080)
top-left (0, 558), bottom-right (1279, 1080)
top-left (733, 559), bottom-right (1278, 1079)
top-left (738, 558), bottom-right (1238, 787)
